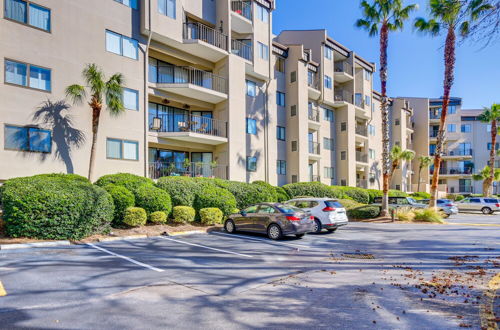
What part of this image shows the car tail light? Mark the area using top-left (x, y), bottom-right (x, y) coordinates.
top-left (496, 203), bottom-right (500, 207)
top-left (286, 216), bottom-right (301, 221)
top-left (445, 204), bottom-right (453, 207)
top-left (309, 216), bottom-right (314, 220)
top-left (322, 207), bottom-right (336, 212)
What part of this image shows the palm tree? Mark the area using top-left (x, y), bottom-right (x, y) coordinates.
top-left (478, 103), bottom-right (500, 196)
top-left (417, 155), bottom-right (433, 192)
top-left (356, 0), bottom-right (418, 217)
top-left (66, 64), bottom-right (125, 180)
top-left (473, 166), bottom-right (500, 196)
top-left (389, 145), bottom-right (415, 179)
top-left (414, 0), bottom-right (493, 208)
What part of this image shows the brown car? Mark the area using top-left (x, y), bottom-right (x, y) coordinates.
top-left (224, 203), bottom-right (315, 240)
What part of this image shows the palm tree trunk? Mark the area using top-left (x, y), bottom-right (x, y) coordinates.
top-left (417, 165), bottom-right (423, 192)
top-left (487, 119), bottom-right (497, 196)
top-left (88, 106), bottom-right (102, 181)
top-left (380, 22), bottom-right (390, 217)
top-left (483, 178), bottom-right (492, 197)
top-left (430, 27), bottom-right (456, 209)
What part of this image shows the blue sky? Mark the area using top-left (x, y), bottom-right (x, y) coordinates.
top-left (272, 0), bottom-right (500, 109)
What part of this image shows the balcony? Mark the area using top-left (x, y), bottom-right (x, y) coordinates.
top-left (333, 89), bottom-right (353, 107)
top-left (231, 1), bottom-right (253, 34)
top-left (356, 179), bottom-right (368, 189)
top-left (307, 71), bottom-right (321, 100)
top-left (150, 63), bottom-right (228, 104)
top-left (183, 22), bottom-right (229, 61)
top-left (430, 167), bottom-right (474, 176)
top-left (356, 151), bottom-right (368, 163)
top-left (310, 175), bottom-right (321, 182)
top-left (355, 125), bottom-right (368, 137)
top-left (308, 142), bottom-right (321, 159)
top-left (442, 149), bottom-right (473, 159)
top-left (149, 162), bottom-right (228, 180)
top-left (231, 39), bottom-right (253, 62)
top-left (429, 131), bottom-right (439, 138)
top-left (308, 108), bottom-right (321, 129)
top-left (334, 61), bottom-right (354, 83)
top-left (459, 186), bottom-right (474, 194)
top-left (149, 113), bottom-right (228, 145)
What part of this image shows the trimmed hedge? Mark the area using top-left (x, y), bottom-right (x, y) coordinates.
top-left (193, 185), bottom-right (237, 217)
top-left (215, 180), bottom-right (275, 209)
top-left (172, 206), bottom-right (196, 223)
top-left (123, 207), bottom-right (147, 227)
top-left (149, 211), bottom-right (168, 224)
top-left (337, 186), bottom-right (370, 204)
top-left (389, 190), bottom-right (408, 197)
top-left (1, 174), bottom-right (114, 240)
top-left (347, 205), bottom-right (381, 219)
top-left (156, 176), bottom-right (200, 207)
top-left (103, 184), bottom-right (135, 226)
top-left (200, 208), bottom-right (223, 225)
top-left (411, 192), bottom-right (431, 200)
top-left (283, 182), bottom-right (339, 199)
top-left (133, 185), bottom-right (172, 216)
top-left (274, 186), bottom-right (290, 202)
top-left (365, 189), bottom-right (383, 203)
top-left (252, 181), bottom-right (279, 201)
top-left (95, 173), bottom-right (153, 193)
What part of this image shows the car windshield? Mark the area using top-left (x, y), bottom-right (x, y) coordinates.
top-left (438, 199), bottom-right (451, 204)
top-left (276, 203), bottom-right (303, 214)
top-left (325, 200), bottom-right (343, 208)
top-left (407, 198), bottom-right (417, 204)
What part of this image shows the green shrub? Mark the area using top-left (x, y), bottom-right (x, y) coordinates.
top-left (414, 208), bottom-right (444, 223)
top-left (149, 211), bottom-right (168, 224)
top-left (133, 185), bottom-right (172, 216)
top-left (395, 207), bottom-right (416, 221)
top-left (103, 184), bottom-right (135, 226)
top-left (123, 207), bottom-right (147, 227)
top-left (200, 208), bottom-right (223, 225)
top-left (411, 192), bottom-right (431, 200)
top-left (172, 206), bottom-right (196, 223)
top-left (330, 186), bottom-right (348, 199)
top-left (283, 182), bottom-right (338, 199)
top-left (347, 205), bottom-right (381, 219)
top-left (389, 190), bottom-right (408, 197)
top-left (95, 173), bottom-right (153, 193)
top-left (274, 186), bottom-right (290, 202)
top-left (215, 180), bottom-right (275, 209)
top-left (365, 189), bottom-right (383, 204)
top-left (1, 174), bottom-right (114, 240)
top-left (455, 194), bottom-right (465, 201)
top-left (337, 186), bottom-right (370, 204)
top-left (193, 185), bottom-right (237, 217)
top-left (337, 199), bottom-right (363, 210)
top-left (252, 180), bottom-right (279, 201)
top-left (156, 176), bottom-right (200, 207)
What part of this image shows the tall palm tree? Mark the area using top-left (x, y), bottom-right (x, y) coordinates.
top-left (66, 64), bottom-right (125, 180)
top-left (473, 165), bottom-right (500, 196)
top-left (356, 0), bottom-right (418, 217)
top-left (478, 103), bottom-right (500, 196)
top-left (389, 145), bottom-right (415, 179)
top-left (414, 0), bottom-right (493, 208)
top-left (417, 155), bottom-right (433, 192)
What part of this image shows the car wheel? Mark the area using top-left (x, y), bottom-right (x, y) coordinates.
top-left (313, 219), bottom-right (322, 233)
top-left (327, 228), bottom-right (338, 233)
top-left (295, 233), bottom-right (305, 239)
top-left (267, 224), bottom-right (283, 240)
top-left (481, 207), bottom-right (492, 215)
top-left (225, 220), bottom-right (236, 233)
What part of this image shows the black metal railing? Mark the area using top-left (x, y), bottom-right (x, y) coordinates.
top-left (149, 162), bottom-right (228, 180)
top-left (429, 131), bottom-right (439, 138)
top-left (149, 113), bottom-right (227, 138)
top-left (151, 63), bottom-right (227, 94)
top-left (183, 22), bottom-right (228, 51)
top-left (449, 149), bottom-right (473, 156)
top-left (309, 141), bottom-right (320, 155)
top-left (231, 39), bottom-right (253, 61)
top-left (431, 168), bottom-right (474, 175)
top-left (429, 111), bottom-right (441, 119)
top-left (356, 151), bottom-right (368, 163)
top-left (231, 1), bottom-right (252, 20)
top-left (334, 61), bottom-right (353, 76)
top-left (355, 125), bottom-right (368, 137)
top-left (308, 108), bottom-right (320, 122)
top-left (334, 89), bottom-right (353, 104)
top-left (308, 70), bottom-right (319, 89)
top-left (459, 186), bottom-right (474, 193)
top-left (310, 175), bottom-right (321, 182)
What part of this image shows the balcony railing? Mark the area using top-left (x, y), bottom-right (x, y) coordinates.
top-left (149, 113), bottom-right (227, 138)
top-left (334, 61), bottom-right (353, 76)
top-left (430, 168), bottom-right (474, 175)
top-left (355, 125), bottom-right (368, 137)
top-left (231, 1), bottom-right (252, 20)
top-left (429, 111), bottom-right (441, 120)
top-left (356, 151), bottom-right (368, 163)
top-left (357, 179), bottom-right (368, 189)
top-left (334, 89), bottom-right (353, 104)
top-left (429, 131), bottom-right (439, 138)
top-left (459, 186), bottom-right (474, 193)
top-left (151, 63), bottom-right (228, 94)
top-left (183, 22), bottom-right (228, 51)
top-left (448, 149), bottom-right (473, 156)
top-left (231, 39), bottom-right (253, 61)
top-left (308, 70), bottom-right (319, 89)
top-left (149, 162), bottom-right (228, 180)
top-left (308, 108), bottom-right (320, 122)
top-left (310, 175), bottom-right (321, 182)
top-left (309, 141), bottom-right (320, 155)
top-left (355, 98), bottom-right (365, 108)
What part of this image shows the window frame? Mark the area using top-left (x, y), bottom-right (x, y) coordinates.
top-left (105, 30), bottom-right (139, 60)
top-left (114, 0), bottom-right (138, 9)
top-left (323, 108), bottom-right (334, 122)
top-left (4, 124), bottom-right (52, 153)
top-left (246, 79), bottom-right (256, 97)
top-left (246, 156), bottom-right (257, 172)
top-left (256, 3), bottom-right (269, 23)
top-left (323, 137), bottom-right (333, 150)
top-left (158, 0), bottom-right (176, 18)
top-left (275, 57), bottom-right (285, 73)
top-left (277, 160), bottom-right (286, 175)
top-left (123, 87), bottom-right (139, 111)
top-left (246, 118), bottom-right (257, 135)
top-left (258, 42), bottom-right (269, 61)
top-left (276, 126), bottom-right (286, 141)
top-left (4, 0), bottom-right (51, 33)
top-left (276, 91), bottom-right (285, 107)
top-left (324, 75), bottom-right (332, 89)
top-left (106, 137), bottom-right (139, 161)
top-left (324, 46), bottom-right (333, 60)
top-left (4, 58), bottom-right (52, 92)
top-left (461, 124), bottom-right (471, 133)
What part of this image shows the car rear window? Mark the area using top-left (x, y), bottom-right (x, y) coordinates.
top-left (325, 200), bottom-right (343, 208)
top-left (484, 199), bottom-right (499, 203)
top-left (437, 199), bottom-right (451, 204)
top-left (276, 204), bottom-right (303, 214)
top-left (470, 198), bottom-right (481, 203)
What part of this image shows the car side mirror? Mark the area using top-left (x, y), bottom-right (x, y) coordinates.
top-left (240, 211), bottom-right (247, 217)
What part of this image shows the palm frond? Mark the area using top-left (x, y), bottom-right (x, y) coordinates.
top-left (414, 17), bottom-right (441, 35)
top-left (105, 73), bottom-right (125, 115)
top-left (65, 84), bottom-right (86, 105)
top-left (83, 63), bottom-right (105, 101)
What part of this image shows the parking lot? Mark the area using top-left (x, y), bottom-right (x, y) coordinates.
top-left (1, 213), bottom-right (499, 329)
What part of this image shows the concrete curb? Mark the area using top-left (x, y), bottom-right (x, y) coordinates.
top-left (167, 230), bottom-right (207, 236)
top-left (98, 235), bottom-right (148, 242)
top-left (0, 240), bottom-right (71, 250)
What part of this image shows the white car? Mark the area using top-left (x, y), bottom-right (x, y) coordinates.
top-left (286, 198), bottom-right (348, 233)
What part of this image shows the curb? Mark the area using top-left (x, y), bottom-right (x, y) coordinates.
top-left (98, 235), bottom-right (148, 242)
top-left (96, 230), bottom-right (207, 243)
top-left (0, 240), bottom-right (71, 250)
top-left (167, 230), bottom-right (206, 236)
top-left (480, 273), bottom-right (500, 330)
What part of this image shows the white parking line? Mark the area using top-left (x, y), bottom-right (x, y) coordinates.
top-left (158, 236), bottom-right (254, 258)
top-left (211, 232), bottom-right (309, 249)
top-left (86, 243), bottom-right (164, 272)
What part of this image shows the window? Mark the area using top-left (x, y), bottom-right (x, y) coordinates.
top-left (246, 156), bottom-right (257, 172)
top-left (115, 0), bottom-right (138, 9)
top-left (4, 125), bottom-right (51, 152)
top-left (323, 137), bottom-right (333, 150)
top-left (5, 59), bottom-right (51, 91)
top-left (246, 80), bottom-right (256, 97)
top-left (364, 70), bottom-right (372, 81)
top-left (395, 119), bottom-right (400, 126)
top-left (106, 138), bottom-right (138, 160)
top-left (258, 42), bottom-right (269, 60)
top-left (369, 124), bottom-right (375, 136)
top-left (290, 71), bottom-right (296, 83)
top-left (246, 118), bottom-right (257, 135)
top-left (123, 88), bottom-right (139, 111)
top-left (276, 91), bottom-right (285, 106)
top-left (324, 75), bottom-right (332, 89)
top-left (461, 124), bottom-right (471, 133)
top-left (340, 179), bottom-right (346, 186)
top-left (256, 4), bottom-right (269, 23)
top-left (341, 151), bottom-right (346, 160)
top-left (275, 57), bottom-right (285, 73)
top-left (106, 30), bottom-right (138, 60)
top-left (290, 105), bottom-right (297, 117)
top-left (447, 124), bottom-right (456, 132)
top-left (324, 167), bottom-right (334, 179)
top-left (448, 105), bottom-right (456, 114)
top-left (5, 0), bottom-right (51, 32)
top-left (487, 143), bottom-right (500, 150)
top-left (277, 126), bottom-right (285, 141)
top-left (487, 124), bottom-right (491, 132)
top-left (340, 122), bottom-right (347, 131)
top-left (292, 175), bottom-right (298, 183)
top-left (158, 0), bottom-right (176, 18)
top-left (277, 160), bottom-right (286, 175)
top-left (365, 95), bottom-right (371, 107)
top-left (291, 141), bottom-right (297, 152)
top-left (369, 149), bottom-right (375, 159)
top-left (323, 108), bottom-right (334, 122)
top-left (324, 46), bottom-right (333, 60)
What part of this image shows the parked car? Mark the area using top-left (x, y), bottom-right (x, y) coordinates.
top-left (420, 199), bottom-right (458, 217)
top-left (456, 197), bottom-right (500, 214)
top-left (224, 203), bottom-right (315, 240)
top-left (372, 196), bottom-right (427, 209)
top-left (286, 198), bottom-right (348, 233)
